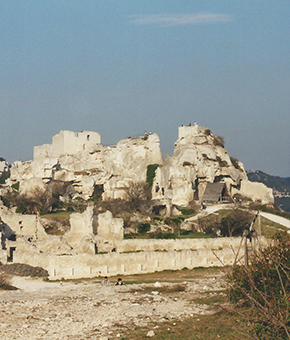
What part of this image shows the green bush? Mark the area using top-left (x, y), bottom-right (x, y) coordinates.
top-left (11, 182), bottom-right (19, 191)
top-left (137, 223), bottom-right (151, 234)
top-left (165, 216), bottom-right (184, 226)
top-left (155, 232), bottom-right (175, 239)
top-left (178, 207), bottom-right (196, 216)
top-left (0, 170), bottom-right (10, 184)
top-left (153, 216), bottom-right (162, 221)
top-left (146, 164), bottom-right (159, 187)
top-left (183, 161), bottom-right (191, 166)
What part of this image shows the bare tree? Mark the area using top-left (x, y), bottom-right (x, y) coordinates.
top-left (124, 181), bottom-right (151, 212)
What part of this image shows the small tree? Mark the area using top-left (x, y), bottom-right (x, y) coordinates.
top-left (15, 187), bottom-right (50, 214)
top-left (198, 214), bottom-right (221, 236)
top-left (220, 209), bottom-right (252, 237)
top-left (124, 181), bottom-right (151, 212)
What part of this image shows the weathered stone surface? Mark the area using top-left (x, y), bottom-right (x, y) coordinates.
top-left (7, 125), bottom-right (273, 205)
top-left (233, 179), bottom-right (274, 205)
top-left (9, 131), bottom-right (164, 200)
top-left (0, 160), bottom-right (9, 173)
top-left (151, 124), bottom-right (272, 206)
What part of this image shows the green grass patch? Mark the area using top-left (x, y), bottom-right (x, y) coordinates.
top-left (118, 311), bottom-right (251, 340)
top-left (41, 211), bottom-right (72, 221)
top-left (260, 216), bottom-right (288, 238)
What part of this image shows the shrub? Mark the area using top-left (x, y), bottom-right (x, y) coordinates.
top-left (220, 209), bottom-right (252, 237)
top-left (0, 170), bottom-right (10, 184)
top-left (198, 214), bottom-right (221, 236)
top-left (204, 128), bottom-right (211, 136)
top-left (155, 232), bottom-right (175, 239)
top-left (178, 207), bottom-right (196, 216)
top-left (183, 161), bottom-right (192, 166)
top-left (11, 182), bottom-right (19, 191)
top-left (1, 192), bottom-right (17, 208)
top-left (137, 223), bottom-right (151, 234)
top-left (153, 216), bottom-right (162, 221)
top-left (146, 164), bottom-right (159, 186)
top-left (124, 181), bottom-right (151, 212)
top-left (230, 157), bottom-right (242, 171)
top-left (228, 232), bottom-right (290, 339)
top-left (216, 156), bottom-right (228, 167)
top-left (213, 135), bottom-right (225, 148)
top-left (164, 216), bottom-right (184, 226)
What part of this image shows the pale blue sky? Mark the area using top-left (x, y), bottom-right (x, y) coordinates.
top-left (0, 1), bottom-right (289, 176)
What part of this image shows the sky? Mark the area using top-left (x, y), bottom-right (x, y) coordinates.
top-left (0, 1), bottom-right (289, 177)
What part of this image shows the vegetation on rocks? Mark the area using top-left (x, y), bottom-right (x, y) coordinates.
top-left (146, 163), bottom-right (159, 187)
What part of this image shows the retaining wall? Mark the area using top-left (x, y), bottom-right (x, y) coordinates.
top-left (13, 242), bottom-right (243, 279)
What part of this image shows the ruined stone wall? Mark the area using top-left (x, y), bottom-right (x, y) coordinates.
top-left (12, 236), bottom-right (269, 279)
top-left (233, 179), bottom-right (274, 205)
top-left (0, 214), bottom-right (47, 241)
top-left (13, 247), bottom-right (239, 279)
top-left (51, 130), bottom-right (101, 158)
top-left (178, 125), bottom-right (199, 139)
top-left (115, 237), bottom-right (245, 253)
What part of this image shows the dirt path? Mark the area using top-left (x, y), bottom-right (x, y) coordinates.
top-left (0, 268), bottom-right (226, 340)
top-left (259, 212), bottom-right (290, 229)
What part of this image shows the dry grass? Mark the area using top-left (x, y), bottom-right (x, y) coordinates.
top-left (260, 216), bottom-right (288, 238)
top-left (115, 311), bottom-right (251, 340)
top-left (0, 263), bottom-right (48, 278)
top-left (0, 271), bottom-right (17, 290)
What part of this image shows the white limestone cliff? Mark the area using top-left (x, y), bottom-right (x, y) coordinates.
top-left (9, 130), bottom-right (164, 200)
top-left (7, 125), bottom-right (273, 206)
top-left (151, 124), bottom-right (273, 206)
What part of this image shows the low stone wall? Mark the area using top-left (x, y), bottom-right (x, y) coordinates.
top-left (12, 236), bottom-right (269, 279)
top-left (117, 237), bottom-right (244, 253)
top-left (13, 243), bottom-right (242, 279)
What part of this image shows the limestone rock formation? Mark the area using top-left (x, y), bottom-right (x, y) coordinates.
top-left (6, 125), bottom-right (273, 206)
top-left (151, 124), bottom-right (273, 206)
top-left (8, 130), bottom-right (164, 200)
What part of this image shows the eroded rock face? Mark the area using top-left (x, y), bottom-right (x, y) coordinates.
top-left (7, 125), bottom-right (273, 205)
top-left (152, 125), bottom-right (248, 206)
top-left (9, 131), bottom-right (164, 200)
top-left (233, 179), bottom-right (274, 205)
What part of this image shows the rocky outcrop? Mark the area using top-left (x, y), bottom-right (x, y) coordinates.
top-left (232, 180), bottom-right (274, 205)
top-left (9, 130), bottom-right (164, 200)
top-left (152, 125), bottom-right (249, 206)
top-left (7, 125), bottom-right (273, 206)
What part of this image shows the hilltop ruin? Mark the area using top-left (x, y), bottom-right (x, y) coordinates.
top-left (0, 124), bottom-right (273, 278)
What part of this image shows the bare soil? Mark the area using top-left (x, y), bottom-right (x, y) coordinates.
top-left (0, 267), bottom-right (247, 340)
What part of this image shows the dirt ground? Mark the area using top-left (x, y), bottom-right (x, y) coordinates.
top-left (0, 268), bottom-right (228, 340)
